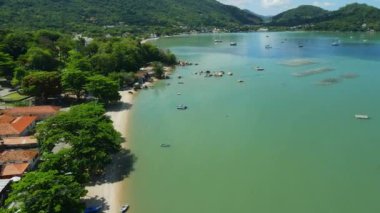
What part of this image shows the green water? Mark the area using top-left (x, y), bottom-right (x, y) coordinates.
top-left (125, 32), bottom-right (380, 213)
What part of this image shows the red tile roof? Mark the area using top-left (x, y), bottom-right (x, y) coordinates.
top-left (10, 116), bottom-right (37, 133)
top-left (2, 106), bottom-right (60, 119)
top-left (0, 114), bottom-right (15, 124)
top-left (0, 149), bottom-right (38, 163)
top-left (0, 124), bottom-right (19, 136)
top-left (2, 136), bottom-right (38, 146)
top-left (0, 163), bottom-right (29, 178)
top-left (0, 116), bottom-right (36, 137)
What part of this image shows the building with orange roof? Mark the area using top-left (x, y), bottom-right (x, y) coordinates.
top-left (0, 149), bottom-right (39, 179)
top-left (1, 105), bottom-right (60, 120)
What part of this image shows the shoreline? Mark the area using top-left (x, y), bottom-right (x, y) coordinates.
top-left (85, 89), bottom-right (135, 213)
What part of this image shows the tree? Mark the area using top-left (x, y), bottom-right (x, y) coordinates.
top-left (0, 52), bottom-right (15, 80)
top-left (2, 33), bottom-right (29, 59)
top-left (37, 103), bottom-right (122, 182)
top-left (23, 47), bottom-right (58, 71)
top-left (6, 170), bottom-right (87, 213)
top-left (61, 69), bottom-right (88, 99)
top-left (21, 71), bottom-right (62, 102)
top-left (66, 50), bottom-right (91, 71)
top-left (85, 75), bottom-right (121, 104)
top-left (90, 53), bottom-right (116, 75)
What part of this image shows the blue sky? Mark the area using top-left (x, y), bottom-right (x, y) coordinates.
top-left (217, 0), bottom-right (380, 15)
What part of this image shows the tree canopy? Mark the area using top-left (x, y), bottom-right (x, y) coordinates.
top-left (6, 170), bottom-right (87, 213)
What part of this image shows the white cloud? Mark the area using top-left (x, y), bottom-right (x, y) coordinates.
top-left (261, 0), bottom-right (290, 8)
top-left (312, 1), bottom-right (335, 7)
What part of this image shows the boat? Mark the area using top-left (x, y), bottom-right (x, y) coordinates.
top-left (214, 39), bottom-right (223, 43)
top-left (160, 144), bottom-right (171, 148)
top-left (355, 114), bottom-right (369, 120)
top-left (230, 42), bottom-right (237, 46)
top-left (298, 44), bottom-right (304, 48)
top-left (256, 67), bottom-right (265, 71)
top-left (120, 204), bottom-right (129, 213)
top-left (332, 41), bottom-right (340, 46)
top-left (265, 44), bottom-right (272, 49)
top-left (238, 80), bottom-right (244, 83)
top-left (177, 104), bottom-right (188, 110)
top-left (227, 72), bottom-right (233, 76)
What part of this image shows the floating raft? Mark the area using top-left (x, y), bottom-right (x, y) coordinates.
top-left (355, 114), bottom-right (369, 120)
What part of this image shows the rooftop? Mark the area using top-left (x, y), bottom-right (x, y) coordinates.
top-left (2, 136), bottom-right (38, 146)
top-left (0, 163), bottom-right (29, 178)
top-left (1, 106), bottom-right (60, 118)
top-left (0, 115), bottom-right (15, 124)
top-left (0, 116), bottom-right (37, 137)
top-left (0, 149), bottom-right (38, 163)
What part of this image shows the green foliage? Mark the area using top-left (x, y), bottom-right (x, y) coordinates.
top-left (21, 71), bottom-right (62, 101)
top-left (85, 75), bottom-right (121, 104)
top-left (0, 51), bottom-right (15, 80)
top-left (23, 47), bottom-right (58, 71)
top-left (61, 69), bottom-right (88, 99)
top-left (1, 32), bottom-right (30, 59)
top-left (37, 103), bottom-right (122, 182)
top-left (6, 170), bottom-right (87, 213)
top-left (152, 62), bottom-right (165, 79)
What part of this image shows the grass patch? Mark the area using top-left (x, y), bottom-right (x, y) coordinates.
top-left (1, 92), bottom-right (29, 102)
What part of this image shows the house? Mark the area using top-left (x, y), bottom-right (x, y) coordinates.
top-left (0, 115), bottom-right (37, 138)
top-left (0, 149), bottom-right (39, 179)
top-left (1, 105), bottom-right (60, 120)
top-left (1, 136), bottom-right (38, 149)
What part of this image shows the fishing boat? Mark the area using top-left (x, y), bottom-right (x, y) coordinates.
top-left (230, 42), bottom-right (237, 46)
top-left (355, 114), bottom-right (369, 120)
top-left (120, 204), bottom-right (129, 213)
top-left (177, 104), bottom-right (188, 110)
top-left (256, 67), bottom-right (265, 71)
top-left (298, 44), bottom-right (304, 48)
top-left (332, 41), bottom-right (340, 46)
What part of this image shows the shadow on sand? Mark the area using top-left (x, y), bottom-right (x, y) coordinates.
top-left (89, 149), bottom-right (137, 186)
top-left (107, 102), bottom-right (133, 112)
top-left (83, 196), bottom-right (110, 212)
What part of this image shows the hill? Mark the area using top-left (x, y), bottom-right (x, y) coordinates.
top-left (271, 5), bottom-right (328, 26)
top-left (0, 0), bottom-right (262, 34)
top-left (315, 3), bottom-right (380, 31)
top-left (269, 3), bottom-right (380, 31)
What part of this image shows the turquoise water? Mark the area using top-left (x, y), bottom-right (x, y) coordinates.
top-left (125, 32), bottom-right (380, 213)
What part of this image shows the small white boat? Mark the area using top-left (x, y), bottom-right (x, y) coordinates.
top-left (177, 105), bottom-right (188, 110)
top-left (120, 204), bottom-right (129, 213)
top-left (355, 114), bottom-right (369, 120)
top-left (214, 39), bottom-right (223, 43)
top-left (227, 72), bottom-right (233, 76)
top-left (331, 41), bottom-right (340, 46)
top-left (230, 42), bottom-right (237, 46)
top-left (256, 67), bottom-right (265, 71)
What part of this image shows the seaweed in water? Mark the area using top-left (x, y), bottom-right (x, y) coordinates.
top-left (318, 78), bottom-right (340, 85)
top-left (280, 58), bottom-right (317, 67)
top-left (293, 67), bottom-right (334, 77)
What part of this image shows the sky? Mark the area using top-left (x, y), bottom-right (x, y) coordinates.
top-left (217, 0), bottom-right (380, 15)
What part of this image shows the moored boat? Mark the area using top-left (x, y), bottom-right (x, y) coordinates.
top-left (230, 42), bottom-right (237, 46)
top-left (355, 114), bottom-right (369, 120)
top-left (256, 67), bottom-right (264, 71)
top-left (177, 104), bottom-right (188, 110)
top-left (120, 204), bottom-right (129, 213)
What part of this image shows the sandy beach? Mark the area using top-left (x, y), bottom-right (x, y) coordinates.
top-left (85, 90), bottom-right (134, 213)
